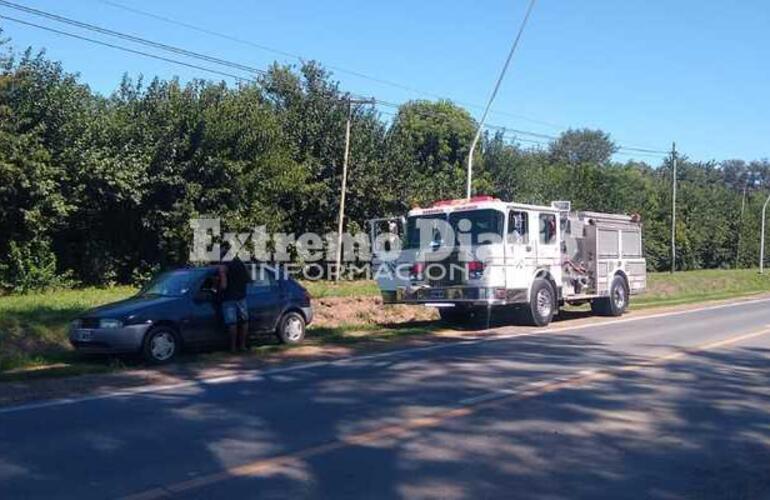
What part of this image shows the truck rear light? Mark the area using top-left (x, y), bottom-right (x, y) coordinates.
top-left (410, 262), bottom-right (426, 280)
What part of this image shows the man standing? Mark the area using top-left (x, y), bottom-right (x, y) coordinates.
top-left (218, 247), bottom-right (250, 352)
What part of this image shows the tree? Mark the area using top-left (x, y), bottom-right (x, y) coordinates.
top-left (385, 100), bottom-right (479, 207)
top-left (549, 128), bottom-right (618, 165)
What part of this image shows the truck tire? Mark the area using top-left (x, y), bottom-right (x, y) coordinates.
top-left (591, 275), bottom-right (629, 317)
top-left (525, 278), bottom-right (556, 327)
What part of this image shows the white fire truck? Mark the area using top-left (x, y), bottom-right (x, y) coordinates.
top-left (369, 196), bottom-right (646, 327)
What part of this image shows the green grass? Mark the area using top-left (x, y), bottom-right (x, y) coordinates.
top-left (2, 269), bottom-right (770, 380)
top-left (0, 287), bottom-right (135, 373)
top-left (636, 269), bottom-right (770, 309)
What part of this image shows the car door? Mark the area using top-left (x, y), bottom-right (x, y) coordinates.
top-left (182, 271), bottom-right (224, 345)
top-left (246, 268), bottom-right (283, 333)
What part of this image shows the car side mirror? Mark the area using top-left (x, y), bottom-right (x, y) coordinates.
top-left (194, 289), bottom-right (215, 302)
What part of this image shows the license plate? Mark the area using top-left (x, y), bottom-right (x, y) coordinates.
top-left (76, 330), bottom-right (93, 341)
top-left (429, 289), bottom-right (445, 299)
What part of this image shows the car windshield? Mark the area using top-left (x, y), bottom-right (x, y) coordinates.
top-left (139, 270), bottom-right (201, 297)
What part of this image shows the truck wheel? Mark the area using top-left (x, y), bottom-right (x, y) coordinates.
top-left (277, 311), bottom-right (306, 344)
top-left (525, 279), bottom-right (556, 327)
top-left (142, 326), bottom-right (180, 364)
top-left (591, 275), bottom-right (629, 317)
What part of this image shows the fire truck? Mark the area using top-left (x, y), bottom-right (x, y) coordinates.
top-left (369, 196), bottom-right (646, 327)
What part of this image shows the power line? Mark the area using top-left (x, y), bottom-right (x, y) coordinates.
top-left (0, 14), bottom-right (251, 82)
top-left (97, 0), bottom-right (567, 131)
top-left (1, 3), bottom-right (671, 158)
top-left (0, 0), bottom-right (264, 76)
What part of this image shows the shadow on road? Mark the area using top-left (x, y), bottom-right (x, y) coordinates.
top-left (1, 327), bottom-right (770, 499)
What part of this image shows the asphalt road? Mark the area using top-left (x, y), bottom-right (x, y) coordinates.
top-left (2, 298), bottom-right (770, 499)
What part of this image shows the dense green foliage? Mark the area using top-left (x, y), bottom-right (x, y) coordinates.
top-left (2, 37), bottom-right (770, 290)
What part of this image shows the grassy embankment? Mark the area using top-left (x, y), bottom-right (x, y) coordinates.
top-left (1, 269), bottom-right (769, 378)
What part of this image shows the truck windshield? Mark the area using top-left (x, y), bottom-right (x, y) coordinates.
top-left (405, 209), bottom-right (504, 249)
top-left (405, 214), bottom-right (447, 249)
top-left (449, 209), bottom-right (504, 246)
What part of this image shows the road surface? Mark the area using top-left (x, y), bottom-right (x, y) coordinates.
top-left (2, 298), bottom-right (770, 499)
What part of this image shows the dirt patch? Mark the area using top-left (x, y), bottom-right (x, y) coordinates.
top-left (312, 296), bottom-right (438, 328)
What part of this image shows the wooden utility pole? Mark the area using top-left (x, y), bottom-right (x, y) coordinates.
top-left (670, 142), bottom-right (677, 273)
top-left (335, 96), bottom-right (374, 282)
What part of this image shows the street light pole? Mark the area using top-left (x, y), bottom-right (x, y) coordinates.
top-left (760, 193), bottom-right (770, 274)
top-left (335, 96), bottom-right (373, 282)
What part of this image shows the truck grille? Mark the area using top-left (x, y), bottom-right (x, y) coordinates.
top-left (427, 252), bottom-right (465, 287)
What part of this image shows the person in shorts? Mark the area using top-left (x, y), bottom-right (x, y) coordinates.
top-left (218, 246), bottom-right (250, 352)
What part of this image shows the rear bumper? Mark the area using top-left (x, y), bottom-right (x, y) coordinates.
top-left (391, 286), bottom-right (528, 306)
top-left (69, 324), bottom-right (151, 354)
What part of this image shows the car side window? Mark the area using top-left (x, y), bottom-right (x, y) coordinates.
top-left (507, 210), bottom-right (529, 244)
top-left (199, 274), bottom-right (218, 293)
top-left (247, 267), bottom-right (276, 294)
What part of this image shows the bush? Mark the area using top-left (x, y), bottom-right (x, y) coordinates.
top-left (0, 239), bottom-right (75, 293)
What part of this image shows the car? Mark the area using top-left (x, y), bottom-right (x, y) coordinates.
top-left (69, 265), bottom-right (313, 363)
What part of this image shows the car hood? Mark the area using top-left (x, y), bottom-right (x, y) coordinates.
top-left (83, 295), bottom-right (181, 319)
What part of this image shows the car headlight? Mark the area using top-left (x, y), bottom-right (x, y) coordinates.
top-left (70, 319), bottom-right (82, 329)
top-left (99, 318), bottom-right (123, 329)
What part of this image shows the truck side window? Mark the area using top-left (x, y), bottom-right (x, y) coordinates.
top-left (539, 214), bottom-right (557, 245)
top-left (507, 211), bottom-right (529, 244)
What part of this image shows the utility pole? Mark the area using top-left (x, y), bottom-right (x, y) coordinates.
top-left (736, 176), bottom-right (749, 265)
top-left (761, 193), bottom-right (770, 274)
top-left (335, 96), bottom-right (374, 282)
top-left (466, 0), bottom-right (537, 199)
top-left (670, 142), bottom-right (677, 273)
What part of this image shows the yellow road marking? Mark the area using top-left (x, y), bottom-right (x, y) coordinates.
top-left (121, 326), bottom-right (770, 500)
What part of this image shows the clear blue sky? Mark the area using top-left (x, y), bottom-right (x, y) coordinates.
top-left (1, 0), bottom-right (769, 163)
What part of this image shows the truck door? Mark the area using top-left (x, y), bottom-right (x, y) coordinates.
top-left (535, 211), bottom-right (560, 268)
top-left (504, 209), bottom-right (534, 291)
top-left (368, 217), bottom-right (407, 300)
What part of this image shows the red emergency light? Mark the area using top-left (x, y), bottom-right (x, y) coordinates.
top-left (430, 195), bottom-right (499, 208)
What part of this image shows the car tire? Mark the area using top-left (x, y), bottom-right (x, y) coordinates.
top-left (591, 275), bottom-right (629, 317)
top-left (142, 326), bottom-right (180, 364)
top-left (524, 278), bottom-right (556, 327)
top-left (277, 311), bottom-right (306, 344)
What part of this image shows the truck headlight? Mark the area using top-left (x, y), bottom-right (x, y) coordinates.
top-left (99, 319), bottom-right (123, 329)
top-left (70, 319), bottom-right (82, 329)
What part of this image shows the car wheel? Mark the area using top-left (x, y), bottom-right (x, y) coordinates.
top-left (591, 275), bottom-right (629, 317)
top-left (142, 326), bottom-right (180, 364)
top-left (525, 278), bottom-right (556, 327)
top-left (277, 311), bottom-right (306, 344)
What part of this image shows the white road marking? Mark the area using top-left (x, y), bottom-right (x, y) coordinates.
top-left (1, 296), bottom-right (770, 415)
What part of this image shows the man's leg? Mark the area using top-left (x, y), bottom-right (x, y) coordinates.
top-left (223, 301), bottom-right (239, 353)
top-left (238, 322), bottom-right (248, 351)
top-left (237, 300), bottom-right (249, 351)
top-left (229, 325), bottom-right (239, 353)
